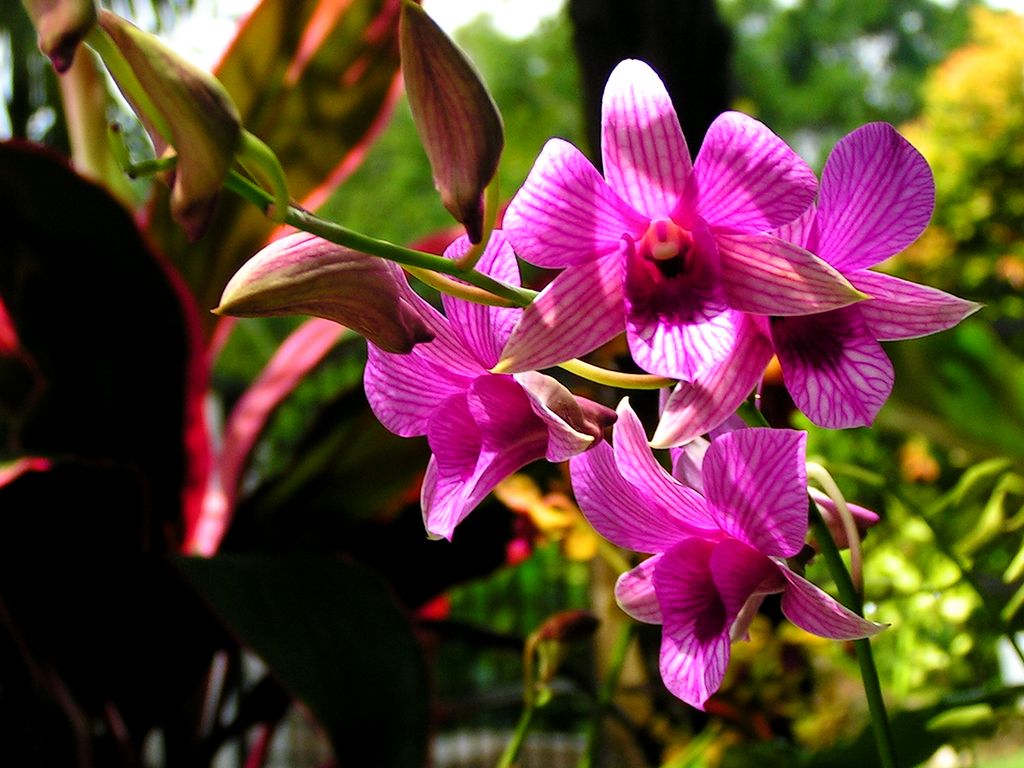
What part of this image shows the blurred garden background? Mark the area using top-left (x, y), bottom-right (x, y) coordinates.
top-left (2, 0), bottom-right (1024, 766)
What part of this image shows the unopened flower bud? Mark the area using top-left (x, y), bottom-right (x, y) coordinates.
top-left (516, 371), bottom-right (617, 443)
top-left (216, 232), bottom-right (434, 354)
top-left (96, 9), bottom-right (242, 240)
top-left (399, 0), bottom-right (503, 243)
top-left (21, 0), bottom-right (97, 73)
top-left (809, 487), bottom-right (880, 549)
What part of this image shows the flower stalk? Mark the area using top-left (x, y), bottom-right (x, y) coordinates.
top-left (809, 504), bottom-right (898, 768)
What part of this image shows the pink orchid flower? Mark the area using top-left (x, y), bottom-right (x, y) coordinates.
top-left (497, 59), bottom-right (861, 384)
top-left (363, 233), bottom-right (615, 541)
top-left (765, 122), bottom-right (981, 428)
top-left (654, 122), bottom-right (980, 444)
top-left (570, 399), bottom-right (884, 709)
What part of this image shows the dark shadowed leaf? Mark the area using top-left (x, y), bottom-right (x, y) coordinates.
top-left (176, 554), bottom-right (430, 768)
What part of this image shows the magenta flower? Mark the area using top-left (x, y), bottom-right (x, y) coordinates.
top-left (363, 233), bottom-right (615, 541)
top-left (497, 59), bottom-right (861, 381)
top-left (765, 123), bottom-right (981, 428)
top-left (570, 400), bottom-right (883, 709)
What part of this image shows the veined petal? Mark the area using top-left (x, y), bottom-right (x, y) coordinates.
top-left (702, 428), bottom-right (808, 557)
top-left (717, 232), bottom-right (864, 315)
top-left (670, 436), bottom-right (709, 491)
top-left (709, 539), bottom-right (785, 618)
top-left (615, 555), bottom-right (664, 624)
top-left (690, 111), bottom-right (816, 233)
top-left (771, 308), bottom-right (894, 429)
top-left (601, 59), bottom-right (691, 218)
top-left (851, 270), bottom-right (981, 341)
top-left (655, 539), bottom-right (730, 710)
top-left (612, 399), bottom-right (719, 533)
top-left (778, 565), bottom-right (887, 639)
top-left (773, 206), bottom-right (817, 252)
top-left (818, 123), bottom-right (934, 272)
top-left (442, 233), bottom-right (523, 367)
top-left (651, 315), bottom-right (773, 447)
top-left (570, 441), bottom-right (704, 553)
top-left (495, 254), bottom-right (625, 373)
top-left (364, 343), bottom-right (475, 437)
top-left (515, 371), bottom-right (614, 462)
top-left (424, 379), bottom-right (549, 540)
top-left (503, 138), bottom-right (648, 268)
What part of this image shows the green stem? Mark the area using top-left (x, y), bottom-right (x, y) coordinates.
top-left (236, 130), bottom-right (290, 223)
top-left (577, 622), bottom-right (636, 768)
top-left (556, 358), bottom-right (675, 390)
top-left (223, 171), bottom-right (536, 307)
top-left (496, 705), bottom-right (535, 768)
top-left (810, 504), bottom-right (898, 768)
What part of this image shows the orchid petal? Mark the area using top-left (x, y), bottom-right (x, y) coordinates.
top-left (851, 270), bottom-right (981, 341)
top-left (496, 254), bottom-right (625, 373)
top-left (570, 440), bottom-right (706, 554)
top-left (702, 428), bottom-right (808, 557)
top-left (651, 314), bottom-right (773, 447)
top-left (612, 399), bottom-right (719, 533)
top-left (771, 308), bottom-right (894, 429)
top-left (627, 303), bottom-right (738, 381)
top-left (364, 342), bottom-right (476, 438)
top-left (773, 206), bottom-right (817, 252)
top-left (710, 539), bottom-right (785, 618)
top-left (442, 233), bottom-right (523, 367)
top-left (515, 371), bottom-right (611, 462)
top-left (670, 437), bottom-right (709, 492)
top-left (503, 138), bottom-right (648, 268)
top-left (615, 555), bottom-right (664, 624)
top-left (716, 232), bottom-right (864, 315)
top-left (690, 111), bottom-right (816, 233)
top-left (818, 123), bottom-right (935, 272)
top-left (778, 565), bottom-right (887, 640)
top-left (601, 59), bottom-right (691, 218)
top-left (654, 539), bottom-right (730, 710)
top-left (423, 379), bottom-right (549, 540)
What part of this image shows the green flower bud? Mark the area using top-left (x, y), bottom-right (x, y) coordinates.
top-left (399, 0), bottom-right (503, 243)
top-left (216, 232), bottom-right (434, 354)
top-left (20, 0), bottom-right (97, 73)
top-left (95, 10), bottom-right (242, 241)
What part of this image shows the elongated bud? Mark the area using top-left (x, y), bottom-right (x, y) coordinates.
top-left (21, 0), bottom-right (97, 72)
top-left (95, 10), bottom-right (242, 240)
top-left (216, 232), bottom-right (434, 354)
top-left (516, 371), bottom-right (616, 443)
top-left (399, 0), bottom-right (503, 243)
top-left (809, 487), bottom-right (879, 549)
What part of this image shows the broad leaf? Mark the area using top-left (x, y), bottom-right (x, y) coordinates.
top-left (176, 554), bottom-right (430, 768)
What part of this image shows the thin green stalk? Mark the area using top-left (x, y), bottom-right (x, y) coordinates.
top-left (810, 505), bottom-right (898, 768)
top-left (577, 622), bottom-right (636, 768)
top-left (496, 703), bottom-right (536, 768)
top-left (556, 358), bottom-right (675, 391)
top-left (223, 171), bottom-right (536, 306)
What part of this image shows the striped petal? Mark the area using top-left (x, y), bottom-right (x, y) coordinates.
top-left (442, 233), bottom-right (523, 367)
top-left (690, 111), bottom-right (816, 233)
top-left (364, 341), bottom-right (476, 437)
top-left (495, 254), bottom-right (626, 373)
top-left (778, 565), bottom-right (887, 640)
top-left (516, 371), bottom-right (614, 462)
top-left (771, 308), bottom-right (894, 429)
top-left (601, 59), bottom-right (691, 218)
top-left (612, 400), bottom-right (719, 533)
top-left (423, 378), bottom-right (549, 540)
top-left (717, 232), bottom-right (864, 315)
top-left (651, 315), bottom-right (773, 447)
top-left (818, 122), bottom-right (935, 272)
top-left (503, 138), bottom-right (648, 268)
top-left (654, 538), bottom-right (730, 710)
top-left (702, 428), bottom-right (808, 558)
top-left (615, 555), bottom-right (664, 624)
top-left (851, 270), bottom-right (981, 341)
top-left (570, 439), bottom-right (706, 554)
